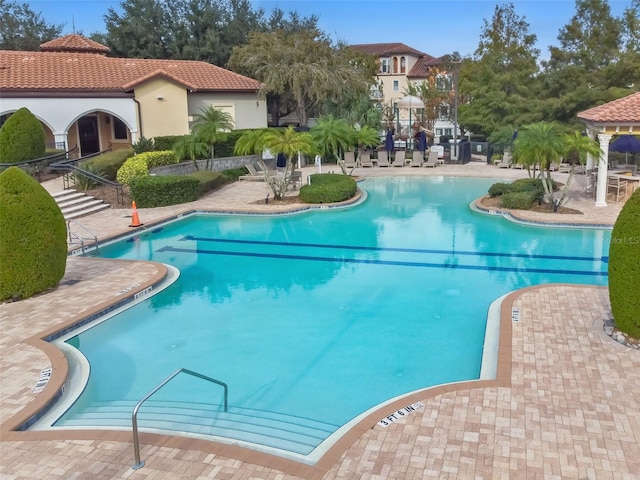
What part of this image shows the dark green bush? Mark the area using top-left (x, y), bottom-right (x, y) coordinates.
top-left (153, 135), bottom-right (189, 151)
top-left (214, 130), bottom-right (247, 158)
top-left (0, 107), bottom-right (46, 163)
top-left (609, 188), bottom-right (640, 338)
top-left (299, 174), bottom-right (357, 203)
top-left (86, 149), bottom-right (134, 181)
top-left (189, 170), bottom-right (226, 194)
top-left (133, 137), bottom-right (155, 154)
top-left (499, 191), bottom-right (539, 210)
top-left (221, 167), bottom-right (249, 181)
top-left (488, 182), bottom-right (512, 197)
top-left (129, 175), bottom-right (200, 207)
top-left (0, 167), bottom-right (67, 301)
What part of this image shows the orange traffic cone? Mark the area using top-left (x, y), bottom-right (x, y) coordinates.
top-left (129, 201), bottom-right (143, 228)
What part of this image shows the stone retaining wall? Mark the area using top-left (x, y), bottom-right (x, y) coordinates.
top-left (150, 155), bottom-right (278, 175)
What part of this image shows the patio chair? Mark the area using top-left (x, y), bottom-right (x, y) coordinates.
top-left (343, 151), bottom-right (357, 168)
top-left (392, 151), bottom-right (406, 167)
top-left (424, 150), bottom-right (439, 167)
top-left (607, 175), bottom-right (628, 202)
top-left (240, 163), bottom-right (269, 181)
top-left (496, 152), bottom-right (512, 168)
top-left (558, 162), bottom-right (572, 173)
top-left (409, 150), bottom-right (423, 167)
top-left (359, 150), bottom-right (373, 167)
top-left (377, 150), bottom-right (390, 167)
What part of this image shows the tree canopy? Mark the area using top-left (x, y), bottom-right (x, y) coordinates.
top-left (228, 30), bottom-right (377, 127)
top-left (0, 0), bottom-right (63, 50)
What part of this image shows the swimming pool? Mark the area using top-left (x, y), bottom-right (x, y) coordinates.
top-left (49, 176), bottom-right (610, 460)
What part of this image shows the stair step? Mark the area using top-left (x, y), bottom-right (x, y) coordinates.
top-left (55, 400), bottom-right (339, 455)
top-left (50, 189), bottom-right (76, 199)
top-left (58, 197), bottom-right (104, 215)
top-left (58, 195), bottom-right (97, 208)
top-left (64, 203), bottom-right (110, 220)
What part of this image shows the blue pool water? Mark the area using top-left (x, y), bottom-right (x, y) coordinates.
top-left (53, 176), bottom-right (610, 457)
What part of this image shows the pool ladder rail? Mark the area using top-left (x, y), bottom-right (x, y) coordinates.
top-left (131, 368), bottom-right (228, 470)
top-left (67, 220), bottom-right (100, 256)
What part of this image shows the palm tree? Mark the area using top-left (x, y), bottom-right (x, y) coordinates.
top-left (260, 126), bottom-right (315, 199)
top-left (234, 128), bottom-right (269, 156)
top-left (173, 135), bottom-right (209, 171)
top-left (191, 106), bottom-right (235, 169)
top-left (557, 131), bottom-right (602, 205)
top-left (309, 116), bottom-right (353, 163)
top-left (513, 122), bottom-right (565, 207)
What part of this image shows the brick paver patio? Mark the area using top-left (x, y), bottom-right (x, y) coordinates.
top-left (1, 164), bottom-right (638, 479)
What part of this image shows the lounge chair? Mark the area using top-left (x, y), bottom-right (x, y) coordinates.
top-left (558, 162), bottom-right (572, 173)
top-left (359, 150), bottom-right (373, 167)
top-left (392, 151), bottom-right (406, 167)
top-left (424, 150), bottom-right (439, 167)
top-left (496, 153), bottom-right (512, 168)
top-left (343, 151), bottom-right (356, 168)
top-left (409, 150), bottom-right (423, 167)
top-left (240, 163), bottom-right (273, 181)
top-left (377, 150), bottom-right (390, 167)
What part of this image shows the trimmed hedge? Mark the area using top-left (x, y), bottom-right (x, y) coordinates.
top-left (0, 167), bottom-right (67, 301)
top-left (500, 191), bottom-right (540, 209)
top-left (129, 175), bottom-right (200, 207)
top-left (189, 170), bottom-right (226, 195)
top-left (84, 149), bottom-right (134, 181)
top-left (116, 151), bottom-right (177, 185)
top-left (608, 188), bottom-right (640, 338)
top-left (0, 107), bottom-right (46, 163)
top-left (299, 174), bottom-right (357, 203)
top-left (153, 135), bottom-right (189, 152)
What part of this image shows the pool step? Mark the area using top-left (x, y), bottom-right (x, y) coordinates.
top-left (55, 400), bottom-right (339, 455)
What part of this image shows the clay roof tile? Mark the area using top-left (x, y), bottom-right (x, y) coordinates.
top-left (577, 92), bottom-right (640, 123)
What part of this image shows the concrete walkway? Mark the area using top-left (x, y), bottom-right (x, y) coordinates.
top-left (2, 163), bottom-right (639, 479)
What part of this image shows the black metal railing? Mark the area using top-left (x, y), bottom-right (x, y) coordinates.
top-left (0, 147), bottom-right (78, 181)
top-left (49, 148), bottom-right (126, 206)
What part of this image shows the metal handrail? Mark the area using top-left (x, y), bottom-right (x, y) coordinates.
top-left (131, 368), bottom-right (228, 470)
top-left (0, 147), bottom-right (79, 180)
top-left (67, 220), bottom-right (99, 254)
top-left (50, 148), bottom-right (125, 206)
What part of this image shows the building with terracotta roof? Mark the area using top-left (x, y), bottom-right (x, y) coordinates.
top-left (350, 43), bottom-right (457, 144)
top-left (0, 34), bottom-right (267, 156)
top-left (577, 92), bottom-right (640, 207)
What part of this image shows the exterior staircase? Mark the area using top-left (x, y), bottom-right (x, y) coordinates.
top-left (51, 189), bottom-right (110, 220)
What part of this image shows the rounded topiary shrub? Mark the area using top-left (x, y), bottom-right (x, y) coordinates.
top-left (0, 167), bottom-right (67, 301)
top-left (299, 174), bottom-right (357, 203)
top-left (608, 188), bottom-right (640, 338)
top-left (0, 107), bottom-right (46, 164)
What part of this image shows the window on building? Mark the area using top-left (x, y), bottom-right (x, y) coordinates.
top-left (400, 56), bottom-right (406, 74)
top-left (112, 117), bottom-right (128, 140)
top-left (444, 128), bottom-right (452, 136)
top-left (439, 105), bottom-right (450, 119)
top-left (436, 129), bottom-right (443, 136)
top-left (393, 57), bottom-right (398, 74)
top-left (393, 80), bottom-right (399, 91)
top-left (380, 58), bottom-right (389, 74)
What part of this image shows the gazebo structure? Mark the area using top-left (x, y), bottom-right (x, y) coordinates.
top-left (577, 92), bottom-right (640, 206)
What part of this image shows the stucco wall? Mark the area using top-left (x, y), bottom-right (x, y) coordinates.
top-left (188, 93), bottom-right (267, 130)
top-left (135, 78), bottom-right (190, 138)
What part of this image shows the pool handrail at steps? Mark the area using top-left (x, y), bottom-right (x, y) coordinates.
top-left (67, 220), bottom-right (99, 255)
top-left (131, 368), bottom-right (228, 470)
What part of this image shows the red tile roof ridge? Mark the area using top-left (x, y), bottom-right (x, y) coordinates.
top-left (40, 34), bottom-right (110, 54)
top-left (577, 92), bottom-right (640, 123)
top-left (0, 49), bottom-right (262, 92)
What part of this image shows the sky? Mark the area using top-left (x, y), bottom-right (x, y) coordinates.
top-left (24, 0), bottom-right (633, 59)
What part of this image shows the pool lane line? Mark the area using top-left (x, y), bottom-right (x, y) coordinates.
top-left (157, 246), bottom-right (607, 277)
top-left (179, 235), bottom-right (606, 263)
